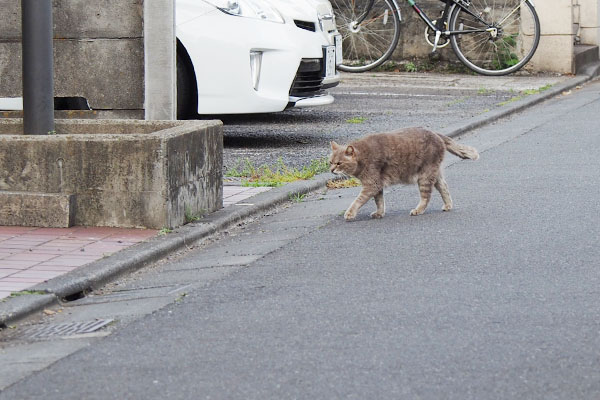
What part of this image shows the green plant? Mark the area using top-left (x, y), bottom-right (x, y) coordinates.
top-left (289, 193), bottom-right (306, 203)
top-left (477, 88), bottom-right (494, 95)
top-left (226, 158), bottom-right (329, 187)
top-left (10, 290), bottom-right (47, 297)
top-left (404, 61), bottom-right (417, 73)
top-left (47, 130), bottom-right (57, 135)
top-left (185, 206), bottom-right (206, 223)
top-left (346, 116), bottom-right (367, 124)
top-left (497, 84), bottom-right (553, 107)
top-left (373, 61), bottom-right (400, 72)
top-left (447, 97), bottom-right (467, 107)
top-left (327, 177), bottom-right (361, 189)
top-left (158, 227), bottom-right (173, 235)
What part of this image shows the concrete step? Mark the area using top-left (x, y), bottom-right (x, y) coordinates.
top-left (0, 191), bottom-right (75, 227)
top-left (574, 44), bottom-right (599, 75)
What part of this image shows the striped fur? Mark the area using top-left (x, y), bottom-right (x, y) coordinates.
top-left (329, 128), bottom-right (479, 221)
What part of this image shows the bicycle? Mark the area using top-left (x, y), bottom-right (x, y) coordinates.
top-left (331, 0), bottom-right (540, 76)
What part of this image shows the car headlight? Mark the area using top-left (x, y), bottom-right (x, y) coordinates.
top-left (204, 0), bottom-right (284, 23)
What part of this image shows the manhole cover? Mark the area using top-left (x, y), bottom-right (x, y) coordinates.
top-left (19, 319), bottom-right (114, 340)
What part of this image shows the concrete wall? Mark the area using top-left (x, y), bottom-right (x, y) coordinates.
top-left (0, 0), bottom-right (176, 119)
top-left (0, 119), bottom-right (223, 229)
top-left (382, 0), bottom-right (581, 74)
top-left (530, 0), bottom-right (575, 73)
top-left (579, 0), bottom-right (600, 46)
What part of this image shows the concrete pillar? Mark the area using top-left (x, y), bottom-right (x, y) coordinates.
top-left (579, 0), bottom-right (600, 46)
top-left (144, 0), bottom-right (176, 121)
top-left (530, 0), bottom-right (575, 73)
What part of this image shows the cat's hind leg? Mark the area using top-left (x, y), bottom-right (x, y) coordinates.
top-left (435, 174), bottom-right (453, 211)
top-left (410, 175), bottom-right (435, 216)
top-left (370, 190), bottom-right (385, 219)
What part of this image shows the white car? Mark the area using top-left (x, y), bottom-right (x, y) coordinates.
top-left (176, 0), bottom-right (342, 118)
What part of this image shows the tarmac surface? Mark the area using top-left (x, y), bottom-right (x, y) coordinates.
top-left (1, 70), bottom-right (600, 399)
top-left (0, 66), bottom-right (597, 327)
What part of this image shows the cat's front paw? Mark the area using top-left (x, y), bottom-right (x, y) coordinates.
top-left (442, 204), bottom-right (452, 212)
top-left (410, 208), bottom-right (423, 216)
top-left (344, 210), bottom-right (357, 221)
top-left (370, 211), bottom-right (384, 219)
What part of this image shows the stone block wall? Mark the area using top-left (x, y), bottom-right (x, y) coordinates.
top-left (0, 0), bottom-right (145, 118)
top-left (579, 0), bottom-right (600, 47)
top-left (0, 119), bottom-right (223, 229)
top-left (530, 0), bottom-right (575, 73)
top-left (377, 0), bottom-right (585, 74)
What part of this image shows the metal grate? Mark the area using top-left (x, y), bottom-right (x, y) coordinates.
top-left (19, 319), bottom-right (114, 340)
top-left (289, 59), bottom-right (324, 97)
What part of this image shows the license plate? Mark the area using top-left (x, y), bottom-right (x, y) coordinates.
top-left (325, 45), bottom-right (336, 79)
top-left (334, 34), bottom-right (342, 65)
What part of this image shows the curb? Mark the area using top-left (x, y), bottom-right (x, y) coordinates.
top-left (0, 174), bottom-right (335, 326)
top-left (441, 71), bottom-right (598, 137)
top-left (2, 68), bottom-right (599, 327)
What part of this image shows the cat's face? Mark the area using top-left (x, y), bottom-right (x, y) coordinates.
top-left (329, 141), bottom-right (358, 176)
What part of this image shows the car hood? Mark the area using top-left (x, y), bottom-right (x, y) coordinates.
top-left (265, 0), bottom-right (333, 24)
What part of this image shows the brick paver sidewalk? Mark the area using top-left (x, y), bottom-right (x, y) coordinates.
top-left (0, 226), bottom-right (158, 299)
top-left (0, 185), bottom-right (272, 299)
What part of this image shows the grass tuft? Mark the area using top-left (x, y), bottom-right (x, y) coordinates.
top-left (327, 177), bottom-right (361, 189)
top-left (226, 158), bottom-right (329, 187)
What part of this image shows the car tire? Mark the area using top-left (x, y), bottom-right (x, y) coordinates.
top-left (177, 41), bottom-right (198, 120)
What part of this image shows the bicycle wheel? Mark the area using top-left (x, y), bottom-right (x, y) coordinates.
top-left (331, 0), bottom-right (401, 72)
top-left (449, 0), bottom-right (540, 76)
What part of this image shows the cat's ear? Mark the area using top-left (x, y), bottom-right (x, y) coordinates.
top-left (330, 141), bottom-right (339, 150)
top-left (345, 145), bottom-right (355, 157)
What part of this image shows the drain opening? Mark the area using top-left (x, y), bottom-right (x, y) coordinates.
top-left (19, 319), bottom-right (115, 340)
top-left (62, 290), bottom-right (87, 303)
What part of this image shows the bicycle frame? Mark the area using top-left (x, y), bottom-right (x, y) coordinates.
top-left (407, 0), bottom-right (492, 35)
top-left (352, 0), bottom-right (495, 38)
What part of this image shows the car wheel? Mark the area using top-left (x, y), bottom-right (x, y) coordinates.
top-left (176, 41), bottom-right (198, 119)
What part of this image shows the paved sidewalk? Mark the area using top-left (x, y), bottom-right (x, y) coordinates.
top-left (223, 184), bottom-right (272, 207)
top-left (0, 185), bottom-right (272, 300)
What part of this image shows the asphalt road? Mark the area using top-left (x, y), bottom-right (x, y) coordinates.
top-left (2, 76), bottom-right (598, 400)
top-left (220, 72), bottom-right (566, 172)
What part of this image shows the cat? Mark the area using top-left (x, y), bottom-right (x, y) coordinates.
top-left (328, 127), bottom-right (479, 221)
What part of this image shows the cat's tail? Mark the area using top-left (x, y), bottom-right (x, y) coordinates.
top-left (439, 134), bottom-right (479, 160)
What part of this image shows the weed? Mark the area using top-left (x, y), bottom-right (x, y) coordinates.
top-left (477, 88), bottom-right (494, 95)
top-left (327, 177), bottom-right (361, 189)
top-left (497, 84), bottom-right (554, 106)
top-left (158, 227), bottom-right (173, 235)
top-left (10, 290), bottom-right (47, 297)
top-left (226, 158), bottom-right (328, 187)
top-left (346, 116), bottom-right (367, 124)
top-left (447, 97), bottom-right (468, 107)
top-left (289, 193), bottom-right (306, 203)
top-left (373, 61), bottom-right (400, 72)
top-left (404, 61), bottom-right (417, 73)
top-left (47, 130), bottom-right (57, 135)
top-left (185, 206), bottom-right (206, 223)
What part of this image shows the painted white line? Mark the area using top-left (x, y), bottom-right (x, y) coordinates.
top-left (334, 91), bottom-right (456, 98)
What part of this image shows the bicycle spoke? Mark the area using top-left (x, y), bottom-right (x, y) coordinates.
top-left (450, 0), bottom-right (540, 75)
top-left (333, 0), bottom-right (401, 71)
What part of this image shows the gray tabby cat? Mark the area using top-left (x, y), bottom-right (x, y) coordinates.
top-left (329, 127), bottom-right (479, 221)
